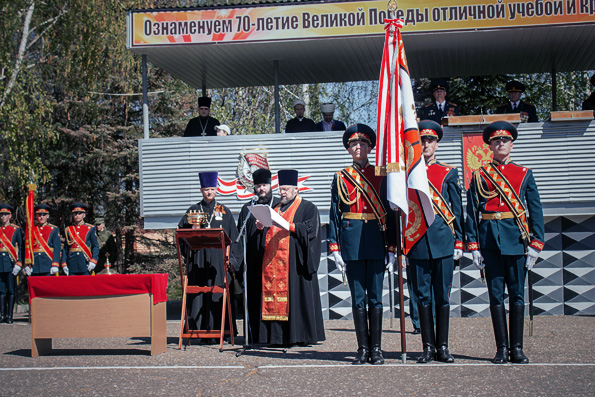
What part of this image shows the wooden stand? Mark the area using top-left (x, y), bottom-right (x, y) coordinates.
top-left (550, 110), bottom-right (594, 121)
top-left (442, 114), bottom-right (521, 126)
top-left (31, 294), bottom-right (166, 357)
top-left (175, 228), bottom-right (234, 351)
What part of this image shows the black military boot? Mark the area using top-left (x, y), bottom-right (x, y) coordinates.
top-left (368, 307), bottom-right (385, 365)
top-left (0, 295), bottom-right (5, 323)
top-left (6, 295), bottom-right (14, 324)
top-left (352, 308), bottom-right (369, 365)
top-left (490, 304), bottom-right (509, 364)
top-left (509, 304), bottom-right (529, 364)
top-left (417, 304), bottom-right (436, 363)
top-left (435, 305), bottom-right (454, 363)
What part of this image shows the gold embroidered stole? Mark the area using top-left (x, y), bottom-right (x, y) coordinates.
top-left (261, 195), bottom-right (302, 321)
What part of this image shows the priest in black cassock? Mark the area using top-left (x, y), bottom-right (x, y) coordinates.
top-left (245, 169), bottom-right (325, 346)
top-left (183, 96), bottom-right (221, 137)
top-left (178, 171), bottom-right (241, 335)
top-left (235, 168), bottom-right (281, 344)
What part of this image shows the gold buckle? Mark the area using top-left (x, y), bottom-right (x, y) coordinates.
top-left (494, 212), bottom-right (501, 220)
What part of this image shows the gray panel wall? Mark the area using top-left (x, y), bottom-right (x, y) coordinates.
top-left (140, 120), bottom-right (595, 229)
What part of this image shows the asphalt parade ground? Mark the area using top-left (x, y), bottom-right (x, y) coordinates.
top-left (1, 309), bottom-right (594, 396)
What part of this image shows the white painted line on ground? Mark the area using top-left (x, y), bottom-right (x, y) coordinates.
top-left (1, 363), bottom-right (594, 371)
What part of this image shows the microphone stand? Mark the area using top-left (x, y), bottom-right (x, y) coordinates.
top-left (236, 198), bottom-right (255, 357)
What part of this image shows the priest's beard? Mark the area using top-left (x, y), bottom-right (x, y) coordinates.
top-left (256, 190), bottom-right (273, 205)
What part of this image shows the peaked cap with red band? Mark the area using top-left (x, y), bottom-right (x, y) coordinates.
top-left (418, 120), bottom-right (443, 142)
top-left (342, 124), bottom-right (376, 149)
top-left (483, 121), bottom-right (518, 144)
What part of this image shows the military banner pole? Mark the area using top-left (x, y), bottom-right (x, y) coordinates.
top-left (377, 0), bottom-right (434, 364)
top-left (388, 262), bottom-right (394, 329)
top-left (528, 268), bottom-right (535, 336)
top-left (396, 210), bottom-right (406, 362)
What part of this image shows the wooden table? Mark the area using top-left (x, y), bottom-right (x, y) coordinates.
top-left (27, 273), bottom-right (168, 357)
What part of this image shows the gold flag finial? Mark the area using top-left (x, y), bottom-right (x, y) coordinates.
top-left (388, 0), bottom-right (398, 12)
top-left (27, 183), bottom-right (37, 191)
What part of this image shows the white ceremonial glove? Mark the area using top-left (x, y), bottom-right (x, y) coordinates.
top-left (24, 266), bottom-right (32, 276)
top-left (525, 247), bottom-right (540, 270)
top-left (63, 266), bottom-right (70, 276)
top-left (386, 252), bottom-right (396, 273)
top-left (87, 262), bottom-right (96, 272)
top-left (332, 251), bottom-right (346, 273)
top-left (453, 249), bottom-right (463, 261)
top-left (12, 265), bottom-right (21, 276)
top-left (50, 266), bottom-right (59, 275)
top-left (472, 250), bottom-right (485, 270)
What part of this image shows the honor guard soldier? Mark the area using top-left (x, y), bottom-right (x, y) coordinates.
top-left (329, 124), bottom-right (396, 365)
top-left (466, 121), bottom-right (544, 364)
top-left (62, 203), bottom-right (99, 275)
top-left (419, 79), bottom-right (460, 124)
top-left (407, 121), bottom-right (464, 363)
top-left (495, 80), bottom-right (538, 122)
top-left (1, 204), bottom-right (22, 323)
top-left (25, 204), bottom-right (61, 276)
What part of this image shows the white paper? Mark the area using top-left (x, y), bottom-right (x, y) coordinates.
top-left (251, 204), bottom-right (290, 231)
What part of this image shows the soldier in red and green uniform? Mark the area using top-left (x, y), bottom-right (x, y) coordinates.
top-left (407, 120), bottom-right (464, 364)
top-left (466, 121), bottom-right (544, 364)
top-left (61, 203), bottom-right (99, 276)
top-left (329, 124), bottom-right (396, 365)
top-left (23, 204), bottom-right (62, 277)
top-left (0, 204), bottom-right (22, 323)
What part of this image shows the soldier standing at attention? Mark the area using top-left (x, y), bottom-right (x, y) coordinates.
top-left (62, 203), bottom-right (99, 276)
top-left (329, 124), bottom-right (396, 365)
top-left (0, 204), bottom-right (22, 323)
top-left (406, 121), bottom-right (464, 363)
top-left (23, 204), bottom-right (61, 277)
top-left (466, 121), bottom-right (544, 364)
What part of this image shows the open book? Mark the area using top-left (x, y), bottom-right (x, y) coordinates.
top-left (251, 204), bottom-right (290, 231)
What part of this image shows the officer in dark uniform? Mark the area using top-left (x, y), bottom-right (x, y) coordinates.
top-left (466, 121), bottom-right (544, 364)
top-left (61, 203), bottom-right (99, 276)
top-left (24, 204), bottom-right (61, 277)
top-left (0, 204), bottom-right (22, 323)
top-left (329, 124), bottom-right (396, 365)
top-left (183, 96), bottom-right (221, 137)
top-left (94, 217), bottom-right (118, 273)
top-left (406, 120), bottom-right (464, 363)
top-left (419, 79), bottom-right (460, 124)
top-left (495, 80), bottom-right (538, 122)
top-left (582, 74), bottom-right (595, 111)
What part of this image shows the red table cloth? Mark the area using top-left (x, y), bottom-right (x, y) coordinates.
top-left (27, 273), bottom-right (168, 304)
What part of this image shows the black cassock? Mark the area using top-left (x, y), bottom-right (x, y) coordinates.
top-left (178, 199), bottom-right (241, 332)
top-left (235, 196), bottom-right (325, 345)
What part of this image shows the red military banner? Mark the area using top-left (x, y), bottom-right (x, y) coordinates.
top-left (462, 133), bottom-right (493, 190)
